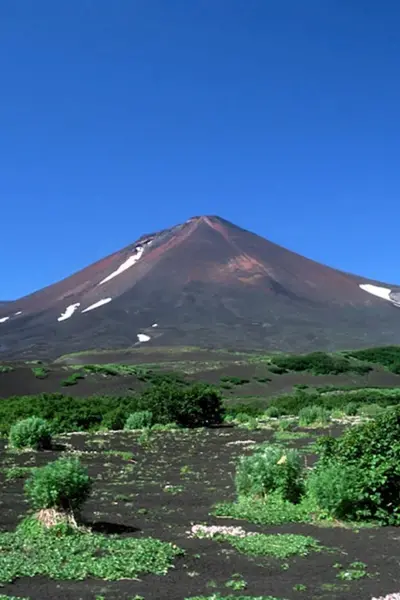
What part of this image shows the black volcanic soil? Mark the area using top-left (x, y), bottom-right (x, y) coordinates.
top-left (1, 428), bottom-right (399, 600)
top-left (0, 349), bottom-right (400, 403)
top-left (2, 347), bottom-right (400, 400)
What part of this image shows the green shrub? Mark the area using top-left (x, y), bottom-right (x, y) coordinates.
top-left (277, 419), bottom-right (295, 431)
top-left (306, 463), bottom-right (364, 520)
top-left (0, 384), bottom-right (223, 435)
top-left (298, 406), bottom-right (330, 426)
top-left (220, 376), bottom-right (250, 386)
top-left (25, 457), bottom-right (92, 512)
top-left (61, 372), bottom-right (85, 386)
top-left (271, 352), bottom-right (370, 375)
top-left (137, 381), bottom-right (224, 427)
top-left (225, 401), bottom-right (267, 418)
top-left (311, 406), bottom-right (400, 523)
top-left (268, 365), bottom-right (287, 374)
top-left (101, 407), bottom-right (129, 430)
top-left (346, 346), bottom-right (400, 373)
top-left (357, 403), bottom-right (385, 418)
top-left (31, 367), bottom-right (49, 379)
top-left (267, 386), bottom-right (400, 417)
top-left (124, 410), bottom-right (153, 430)
top-left (235, 444), bottom-right (304, 503)
top-left (265, 406), bottom-right (281, 418)
top-left (9, 417), bottom-right (52, 450)
top-left (344, 402), bottom-right (359, 416)
top-left (234, 412), bottom-right (253, 423)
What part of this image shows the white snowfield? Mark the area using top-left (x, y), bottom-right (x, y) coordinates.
top-left (359, 283), bottom-right (392, 301)
top-left (98, 246), bottom-right (144, 286)
top-left (57, 303), bottom-right (81, 322)
top-left (0, 316), bottom-right (10, 323)
top-left (14, 311), bottom-right (22, 315)
top-left (81, 298), bottom-right (112, 313)
top-left (152, 323), bottom-right (158, 328)
top-left (137, 333), bottom-right (151, 342)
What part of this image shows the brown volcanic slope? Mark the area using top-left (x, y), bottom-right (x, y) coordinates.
top-left (0, 215), bottom-right (399, 359)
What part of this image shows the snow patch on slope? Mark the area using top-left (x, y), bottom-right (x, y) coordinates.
top-left (58, 303), bottom-right (81, 322)
top-left (14, 311), bottom-right (22, 316)
top-left (359, 284), bottom-right (392, 301)
top-left (99, 245), bottom-right (146, 286)
top-left (0, 316), bottom-right (10, 323)
top-left (82, 298), bottom-right (112, 313)
top-left (137, 333), bottom-right (151, 343)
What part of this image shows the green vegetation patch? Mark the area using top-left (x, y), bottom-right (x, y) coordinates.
top-left (213, 494), bottom-right (314, 526)
top-left (0, 595), bottom-right (31, 600)
top-left (3, 466), bottom-right (35, 482)
top-left (224, 533), bottom-right (321, 558)
top-left (0, 365), bottom-right (14, 373)
top-left (220, 376), bottom-right (250, 387)
top-left (310, 405), bottom-right (400, 524)
top-left (0, 379), bottom-right (224, 435)
top-left (0, 526), bottom-right (183, 582)
top-left (268, 386), bottom-right (400, 415)
top-left (61, 372), bottom-right (85, 386)
top-left (271, 351), bottom-right (371, 375)
top-left (186, 596), bottom-right (286, 600)
top-left (235, 445), bottom-right (304, 503)
top-left (346, 345), bottom-right (400, 373)
top-left (31, 366), bottom-right (49, 379)
top-left (9, 416), bottom-right (52, 451)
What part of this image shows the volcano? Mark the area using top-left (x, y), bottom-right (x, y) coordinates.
top-left (0, 215), bottom-right (399, 359)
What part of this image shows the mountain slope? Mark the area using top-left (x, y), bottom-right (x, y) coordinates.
top-left (1, 215), bottom-right (399, 358)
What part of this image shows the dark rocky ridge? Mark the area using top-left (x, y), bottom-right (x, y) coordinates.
top-left (0, 215), bottom-right (399, 359)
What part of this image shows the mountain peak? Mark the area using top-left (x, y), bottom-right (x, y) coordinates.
top-left (0, 216), bottom-right (399, 358)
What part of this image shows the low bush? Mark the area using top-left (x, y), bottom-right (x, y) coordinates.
top-left (357, 403), bottom-right (385, 418)
top-left (346, 346), bottom-right (400, 373)
top-left (306, 463), bottom-right (364, 520)
top-left (268, 365), bottom-right (287, 375)
top-left (0, 380), bottom-right (223, 435)
top-left (224, 400), bottom-right (267, 418)
top-left (234, 412), bottom-right (253, 423)
top-left (124, 410), bottom-right (153, 430)
top-left (235, 444), bottom-right (304, 503)
top-left (25, 457), bottom-right (92, 513)
top-left (9, 417), bottom-right (52, 450)
top-left (268, 387), bottom-right (400, 416)
top-left (61, 372), bottom-right (85, 386)
top-left (265, 406), bottom-right (281, 418)
top-left (254, 376), bottom-right (272, 383)
top-left (298, 406), bottom-right (330, 426)
top-left (220, 376), bottom-right (250, 386)
top-left (344, 402), bottom-right (359, 416)
top-left (271, 352), bottom-right (371, 375)
top-left (311, 406), bottom-right (400, 523)
top-left (31, 367), bottom-right (49, 379)
top-left (0, 393), bottom-right (141, 436)
top-left (137, 381), bottom-right (224, 428)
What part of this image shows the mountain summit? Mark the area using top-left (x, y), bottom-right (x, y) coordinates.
top-left (1, 215), bottom-right (399, 358)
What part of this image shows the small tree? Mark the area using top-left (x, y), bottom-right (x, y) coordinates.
top-left (24, 457), bottom-right (92, 527)
top-left (9, 417), bottom-right (52, 450)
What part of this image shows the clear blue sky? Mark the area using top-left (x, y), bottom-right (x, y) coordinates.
top-left (1, 1), bottom-right (399, 299)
